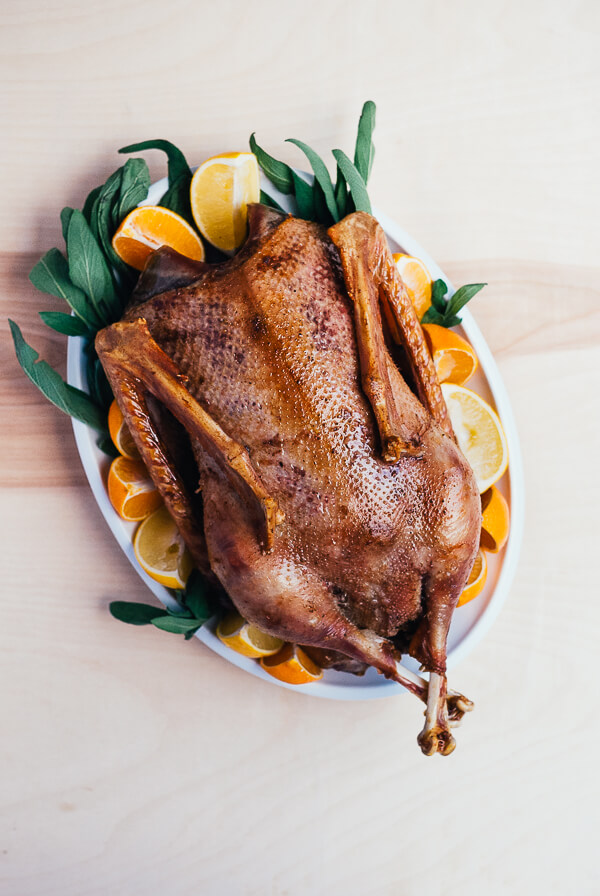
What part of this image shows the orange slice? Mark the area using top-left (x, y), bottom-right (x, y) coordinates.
top-left (107, 456), bottom-right (162, 521)
top-left (216, 611), bottom-right (284, 658)
top-left (112, 206), bottom-right (205, 271)
top-left (260, 643), bottom-right (323, 685)
top-left (441, 383), bottom-right (509, 493)
top-left (422, 323), bottom-right (478, 386)
top-left (457, 549), bottom-right (488, 607)
top-left (190, 152), bottom-right (259, 252)
top-left (133, 505), bottom-right (194, 590)
top-left (480, 486), bottom-right (510, 553)
top-left (108, 399), bottom-right (140, 459)
top-left (393, 253), bottom-right (432, 319)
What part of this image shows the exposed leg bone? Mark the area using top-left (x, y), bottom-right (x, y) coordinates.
top-left (417, 672), bottom-right (456, 756)
top-left (96, 318), bottom-right (284, 551)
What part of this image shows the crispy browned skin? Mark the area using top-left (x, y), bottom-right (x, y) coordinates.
top-left (96, 206), bottom-right (481, 755)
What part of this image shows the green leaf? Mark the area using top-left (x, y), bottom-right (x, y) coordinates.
top-left (445, 283), bottom-right (486, 317)
top-left (354, 100), bottom-right (376, 183)
top-left (96, 434), bottom-right (119, 458)
top-left (420, 306), bottom-right (445, 325)
top-left (259, 189), bottom-right (285, 212)
top-left (331, 150), bottom-right (372, 214)
top-left (151, 616), bottom-right (202, 635)
top-left (285, 139), bottom-right (339, 222)
top-left (93, 168), bottom-right (133, 283)
top-left (9, 320), bottom-right (106, 431)
top-left (291, 171), bottom-right (316, 220)
top-left (120, 139), bottom-right (194, 224)
top-left (60, 207), bottom-right (74, 244)
top-left (109, 601), bottom-right (168, 625)
top-left (29, 249), bottom-right (101, 329)
top-left (183, 570), bottom-right (212, 623)
top-left (249, 133), bottom-right (294, 194)
top-left (82, 185), bottom-right (102, 225)
top-left (334, 166), bottom-right (348, 219)
top-left (39, 311), bottom-right (90, 337)
top-left (430, 279), bottom-right (449, 313)
top-left (441, 314), bottom-right (463, 328)
top-left (67, 210), bottom-right (119, 322)
top-left (116, 158), bottom-right (151, 224)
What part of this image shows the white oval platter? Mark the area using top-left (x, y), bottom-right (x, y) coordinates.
top-left (67, 173), bottom-right (524, 701)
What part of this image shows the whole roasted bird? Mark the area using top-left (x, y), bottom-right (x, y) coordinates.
top-left (96, 204), bottom-right (481, 755)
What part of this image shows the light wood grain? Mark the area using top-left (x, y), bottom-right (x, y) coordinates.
top-left (2, 1), bottom-right (600, 894)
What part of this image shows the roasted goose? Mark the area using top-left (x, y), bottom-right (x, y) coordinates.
top-left (96, 205), bottom-right (481, 756)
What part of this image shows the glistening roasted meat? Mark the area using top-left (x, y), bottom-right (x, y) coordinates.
top-left (96, 206), bottom-right (481, 755)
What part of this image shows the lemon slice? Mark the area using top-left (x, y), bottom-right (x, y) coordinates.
top-left (133, 505), bottom-right (194, 590)
top-left (457, 549), bottom-right (488, 607)
top-left (190, 152), bottom-right (259, 252)
top-left (441, 383), bottom-right (509, 493)
top-left (393, 253), bottom-right (432, 319)
top-left (260, 643), bottom-right (324, 684)
top-left (216, 611), bottom-right (284, 658)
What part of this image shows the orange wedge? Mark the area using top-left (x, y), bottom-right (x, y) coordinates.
top-left (107, 456), bottom-right (163, 522)
top-left (441, 383), bottom-right (509, 493)
top-left (108, 399), bottom-right (140, 459)
top-left (260, 643), bottom-right (323, 685)
top-left (457, 549), bottom-right (488, 607)
top-left (422, 323), bottom-right (478, 386)
top-left (190, 152), bottom-right (259, 252)
top-left (480, 486), bottom-right (510, 553)
top-left (393, 253), bottom-right (432, 319)
top-left (112, 206), bottom-right (205, 270)
top-left (216, 611), bottom-right (284, 658)
top-left (133, 505), bottom-right (194, 590)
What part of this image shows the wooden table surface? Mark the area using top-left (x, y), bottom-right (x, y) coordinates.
top-left (2, 2), bottom-right (599, 894)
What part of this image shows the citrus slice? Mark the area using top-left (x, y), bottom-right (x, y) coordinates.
top-left (393, 253), bottom-right (432, 319)
top-left (457, 549), bottom-right (488, 607)
top-left (480, 485), bottom-right (510, 553)
top-left (216, 611), bottom-right (284, 658)
top-left (112, 206), bottom-right (205, 271)
top-left (260, 643), bottom-right (323, 685)
top-left (422, 323), bottom-right (478, 386)
top-left (108, 399), bottom-right (140, 459)
top-left (133, 505), bottom-right (194, 590)
top-left (107, 456), bottom-right (163, 522)
top-left (190, 152), bottom-right (259, 252)
top-left (441, 383), bottom-right (509, 493)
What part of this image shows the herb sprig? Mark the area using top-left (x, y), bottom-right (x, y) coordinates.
top-left (421, 280), bottom-right (487, 328)
top-left (109, 571), bottom-right (214, 639)
top-left (250, 99), bottom-right (376, 224)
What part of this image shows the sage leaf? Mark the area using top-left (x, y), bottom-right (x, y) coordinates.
top-left (9, 320), bottom-right (106, 431)
top-left (109, 601), bottom-right (169, 625)
top-left (420, 306), bottom-right (444, 325)
top-left (29, 249), bottom-right (101, 330)
top-left (39, 311), bottom-right (90, 337)
top-left (116, 158), bottom-right (151, 224)
top-left (354, 100), bottom-right (376, 183)
top-left (430, 279), bottom-right (449, 313)
top-left (183, 571), bottom-right (212, 623)
top-left (291, 170), bottom-right (316, 220)
top-left (249, 133), bottom-right (294, 194)
top-left (67, 210), bottom-right (119, 322)
top-left (61, 207), bottom-right (74, 244)
top-left (82, 185), bottom-right (102, 225)
top-left (151, 616), bottom-right (202, 635)
top-left (331, 150), bottom-right (372, 214)
top-left (93, 168), bottom-right (133, 281)
top-left (119, 139), bottom-right (193, 225)
top-left (445, 283), bottom-right (486, 317)
top-left (286, 139), bottom-right (338, 222)
top-left (334, 166), bottom-right (349, 219)
top-left (259, 189), bottom-right (285, 212)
